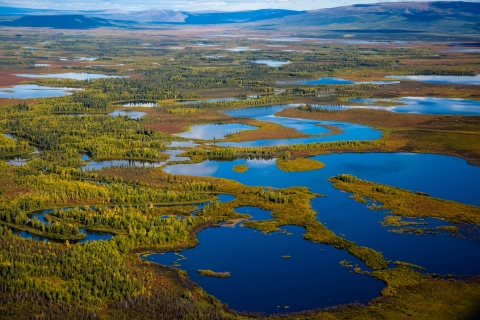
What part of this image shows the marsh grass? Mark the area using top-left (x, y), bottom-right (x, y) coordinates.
top-left (276, 157), bottom-right (325, 172)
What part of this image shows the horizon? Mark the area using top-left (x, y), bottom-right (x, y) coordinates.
top-left (1, 0), bottom-right (479, 12)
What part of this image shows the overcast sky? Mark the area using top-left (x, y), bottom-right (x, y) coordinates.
top-left (1, 0), bottom-right (479, 12)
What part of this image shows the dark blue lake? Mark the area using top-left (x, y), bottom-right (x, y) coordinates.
top-left (145, 225), bottom-right (384, 314)
top-left (164, 153), bottom-right (480, 279)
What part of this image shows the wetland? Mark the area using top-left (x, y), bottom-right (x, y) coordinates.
top-left (0, 18), bottom-right (480, 320)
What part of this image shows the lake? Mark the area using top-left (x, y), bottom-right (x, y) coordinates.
top-left (386, 75), bottom-right (480, 85)
top-left (0, 84), bottom-right (82, 99)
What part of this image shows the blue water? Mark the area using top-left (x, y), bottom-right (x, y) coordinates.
top-left (145, 225), bottom-right (384, 314)
top-left (16, 208), bottom-right (114, 243)
top-left (15, 73), bottom-right (126, 80)
top-left (387, 75), bottom-right (480, 85)
top-left (251, 60), bottom-right (290, 67)
top-left (279, 77), bottom-right (398, 85)
top-left (216, 104), bottom-right (381, 147)
top-left (164, 153), bottom-right (480, 278)
top-left (164, 149), bottom-right (190, 162)
top-left (0, 84), bottom-right (81, 99)
top-left (82, 160), bottom-right (165, 171)
top-left (108, 110), bottom-right (146, 119)
top-left (235, 206), bottom-right (272, 221)
top-left (176, 123), bottom-right (258, 140)
top-left (343, 97), bottom-right (480, 115)
top-left (219, 194), bottom-right (236, 203)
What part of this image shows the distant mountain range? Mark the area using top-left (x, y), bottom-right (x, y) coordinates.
top-left (0, 1), bottom-right (479, 35)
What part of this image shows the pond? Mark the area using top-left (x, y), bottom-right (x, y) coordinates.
top-left (216, 104), bottom-right (381, 147)
top-left (224, 47), bottom-right (260, 52)
top-left (175, 123), bottom-right (258, 140)
top-left (251, 60), bottom-right (290, 67)
top-left (0, 84), bottom-right (82, 99)
top-left (82, 159), bottom-right (165, 171)
top-left (339, 97), bottom-right (480, 115)
top-left (386, 75), bottom-right (480, 85)
top-left (279, 77), bottom-right (398, 85)
top-left (15, 72), bottom-right (127, 80)
top-left (108, 110), bottom-right (146, 119)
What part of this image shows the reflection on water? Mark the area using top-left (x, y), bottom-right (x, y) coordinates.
top-left (176, 123), bottom-right (258, 140)
top-left (321, 97), bottom-right (480, 115)
top-left (387, 75), bottom-right (480, 85)
top-left (82, 159), bottom-right (164, 171)
top-left (0, 84), bottom-right (82, 99)
top-left (251, 60), bottom-right (290, 67)
top-left (108, 110), bottom-right (146, 119)
top-left (217, 104), bottom-right (381, 147)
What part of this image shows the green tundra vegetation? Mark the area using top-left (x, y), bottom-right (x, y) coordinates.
top-left (198, 270), bottom-right (231, 278)
top-left (276, 157), bottom-right (325, 172)
top-left (329, 174), bottom-right (480, 225)
top-left (0, 27), bottom-right (479, 319)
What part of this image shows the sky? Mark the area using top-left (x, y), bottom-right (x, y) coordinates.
top-left (0, 0), bottom-right (479, 12)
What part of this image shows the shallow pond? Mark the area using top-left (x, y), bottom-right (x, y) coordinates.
top-left (176, 123), bottom-right (258, 140)
top-left (251, 60), bottom-right (290, 67)
top-left (386, 75), bottom-right (480, 85)
top-left (145, 225), bottom-right (384, 314)
top-left (15, 72), bottom-right (126, 80)
top-left (163, 149), bottom-right (190, 162)
top-left (108, 110), bottom-right (146, 119)
top-left (0, 84), bottom-right (82, 99)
